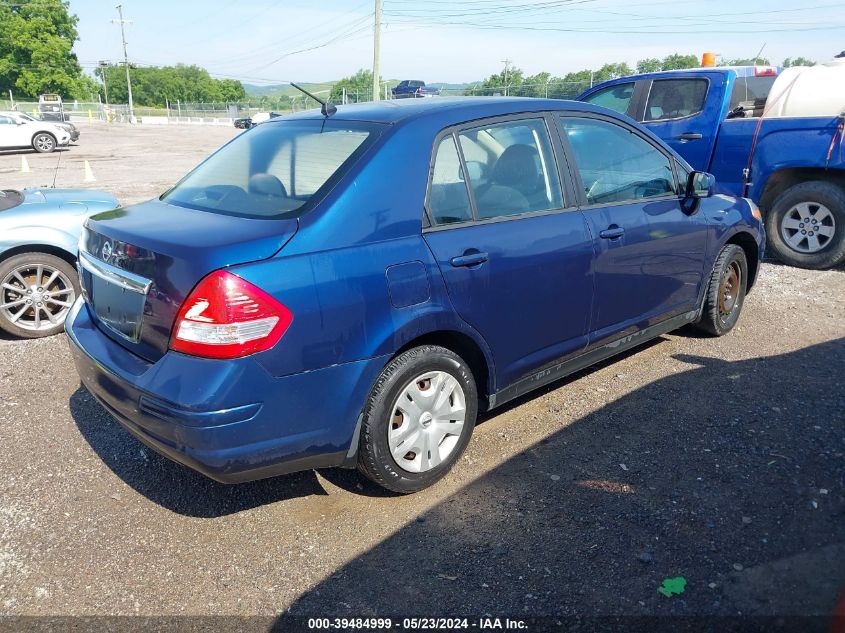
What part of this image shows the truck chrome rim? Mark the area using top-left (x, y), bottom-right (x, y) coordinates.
top-left (388, 370), bottom-right (466, 473)
top-left (34, 134), bottom-right (55, 152)
top-left (780, 202), bottom-right (835, 254)
top-left (1, 264), bottom-right (75, 331)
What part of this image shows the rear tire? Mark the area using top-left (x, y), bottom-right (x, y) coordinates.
top-left (766, 181), bottom-right (845, 269)
top-left (696, 244), bottom-right (748, 337)
top-left (32, 132), bottom-right (57, 154)
top-left (0, 253), bottom-right (79, 338)
top-left (357, 345), bottom-right (477, 494)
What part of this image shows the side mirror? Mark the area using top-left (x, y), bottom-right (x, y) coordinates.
top-left (686, 171), bottom-right (716, 198)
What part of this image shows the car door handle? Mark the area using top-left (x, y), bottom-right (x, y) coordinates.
top-left (599, 226), bottom-right (625, 239)
top-left (676, 132), bottom-right (703, 141)
top-left (450, 251), bottom-right (489, 267)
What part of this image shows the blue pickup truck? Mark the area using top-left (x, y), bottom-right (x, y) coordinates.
top-left (391, 80), bottom-right (441, 99)
top-left (579, 65), bottom-right (845, 269)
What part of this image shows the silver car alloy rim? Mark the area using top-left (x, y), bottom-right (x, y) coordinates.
top-left (780, 202), bottom-right (836, 254)
top-left (1, 264), bottom-right (75, 331)
top-left (389, 370), bottom-right (466, 473)
top-left (35, 134), bottom-right (54, 152)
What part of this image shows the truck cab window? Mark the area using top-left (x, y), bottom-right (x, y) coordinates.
top-left (644, 79), bottom-right (708, 121)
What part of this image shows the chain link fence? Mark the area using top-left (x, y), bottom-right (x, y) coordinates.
top-left (1, 80), bottom-right (594, 126)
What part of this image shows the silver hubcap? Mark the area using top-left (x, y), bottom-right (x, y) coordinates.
top-left (1, 263), bottom-right (75, 331)
top-left (780, 202), bottom-right (836, 254)
top-left (389, 370), bottom-right (466, 473)
top-left (35, 135), bottom-right (54, 151)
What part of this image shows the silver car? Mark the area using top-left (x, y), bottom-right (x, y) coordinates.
top-left (0, 187), bottom-right (119, 338)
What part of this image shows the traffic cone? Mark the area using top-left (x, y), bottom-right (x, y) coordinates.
top-left (83, 160), bottom-right (95, 183)
top-left (20, 156), bottom-right (31, 173)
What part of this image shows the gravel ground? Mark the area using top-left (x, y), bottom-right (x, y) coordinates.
top-left (0, 124), bottom-right (843, 628)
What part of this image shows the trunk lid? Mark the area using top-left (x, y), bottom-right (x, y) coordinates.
top-left (81, 198), bottom-right (297, 361)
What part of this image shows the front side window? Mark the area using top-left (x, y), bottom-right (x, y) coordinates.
top-left (561, 117), bottom-right (676, 205)
top-left (583, 82), bottom-right (634, 115)
top-left (0, 116), bottom-right (14, 125)
top-left (644, 79), bottom-right (708, 121)
top-left (163, 119), bottom-right (382, 219)
top-left (428, 135), bottom-right (473, 225)
top-left (456, 119), bottom-right (563, 219)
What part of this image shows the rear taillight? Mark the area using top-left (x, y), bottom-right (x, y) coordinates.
top-left (754, 66), bottom-right (777, 77)
top-left (170, 270), bottom-right (292, 359)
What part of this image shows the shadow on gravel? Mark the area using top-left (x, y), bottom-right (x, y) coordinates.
top-left (68, 388), bottom-right (327, 517)
top-left (287, 339), bottom-right (845, 627)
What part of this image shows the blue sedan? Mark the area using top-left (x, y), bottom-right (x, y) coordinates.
top-left (66, 98), bottom-right (764, 493)
top-left (0, 187), bottom-right (118, 338)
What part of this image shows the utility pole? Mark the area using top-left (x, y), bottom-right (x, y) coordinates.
top-left (98, 60), bottom-right (110, 108)
top-left (112, 5), bottom-right (134, 122)
top-left (372, 0), bottom-right (381, 101)
top-left (501, 58), bottom-right (512, 96)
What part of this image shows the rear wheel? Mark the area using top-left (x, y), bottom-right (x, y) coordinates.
top-left (32, 132), bottom-right (57, 153)
top-left (357, 345), bottom-right (477, 493)
top-left (766, 181), bottom-right (845, 269)
top-left (0, 253), bottom-right (79, 338)
top-left (696, 244), bottom-right (748, 337)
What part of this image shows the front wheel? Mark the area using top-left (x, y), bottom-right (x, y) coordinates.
top-left (695, 244), bottom-right (748, 337)
top-left (0, 253), bottom-right (79, 338)
top-left (32, 132), bottom-right (57, 153)
top-left (766, 181), bottom-right (845, 269)
top-left (357, 345), bottom-right (478, 493)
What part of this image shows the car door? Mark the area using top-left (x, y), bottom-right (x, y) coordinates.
top-left (557, 113), bottom-right (709, 347)
top-left (0, 115), bottom-right (21, 148)
top-left (423, 114), bottom-right (595, 389)
top-left (637, 74), bottom-right (728, 170)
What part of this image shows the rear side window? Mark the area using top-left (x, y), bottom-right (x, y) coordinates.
top-left (428, 136), bottom-right (473, 225)
top-left (644, 79), bottom-right (708, 121)
top-left (582, 82), bottom-right (634, 115)
top-left (457, 119), bottom-right (563, 219)
top-left (728, 76), bottom-right (777, 116)
top-left (162, 120), bottom-right (382, 219)
top-left (561, 117), bottom-right (676, 205)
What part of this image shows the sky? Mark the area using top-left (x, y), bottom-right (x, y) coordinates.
top-left (67, 0), bottom-right (845, 86)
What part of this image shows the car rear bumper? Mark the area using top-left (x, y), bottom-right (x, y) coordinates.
top-left (65, 298), bottom-right (388, 484)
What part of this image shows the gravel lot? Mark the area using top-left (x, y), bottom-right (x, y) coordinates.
top-left (0, 124), bottom-right (843, 628)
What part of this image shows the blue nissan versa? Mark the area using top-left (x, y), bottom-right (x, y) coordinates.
top-left (66, 98), bottom-right (764, 493)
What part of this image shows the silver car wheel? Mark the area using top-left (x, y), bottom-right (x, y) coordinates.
top-left (388, 370), bottom-right (467, 473)
top-left (780, 202), bottom-right (836, 254)
top-left (0, 263), bottom-right (76, 332)
top-left (34, 133), bottom-right (55, 152)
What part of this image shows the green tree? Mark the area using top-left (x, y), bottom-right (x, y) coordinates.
top-left (783, 57), bottom-right (815, 67)
top-left (661, 53), bottom-right (700, 70)
top-left (637, 58), bottom-right (662, 74)
top-left (95, 63), bottom-right (246, 107)
top-left (330, 69), bottom-right (378, 102)
top-left (0, 0), bottom-right (84, 98)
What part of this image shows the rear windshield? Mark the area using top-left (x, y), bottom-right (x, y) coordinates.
top-left (162, 119), bottom-right (383, 219)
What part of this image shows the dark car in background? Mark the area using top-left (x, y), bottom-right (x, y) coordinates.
top-left (66, 98), bottom-right (763, 494)
top-left (392, 80), bottom-right (441, 98)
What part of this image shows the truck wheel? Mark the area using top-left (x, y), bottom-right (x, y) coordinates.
top-left (32, 132), bottom-right (57, 153)
top-left (357, 345), bottom-right (477, 494)
top-left (766, 181), bottom-right (845, 269)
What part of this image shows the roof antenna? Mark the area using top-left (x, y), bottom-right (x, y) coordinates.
top-left (290, 82), bottom-right (337, 117)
